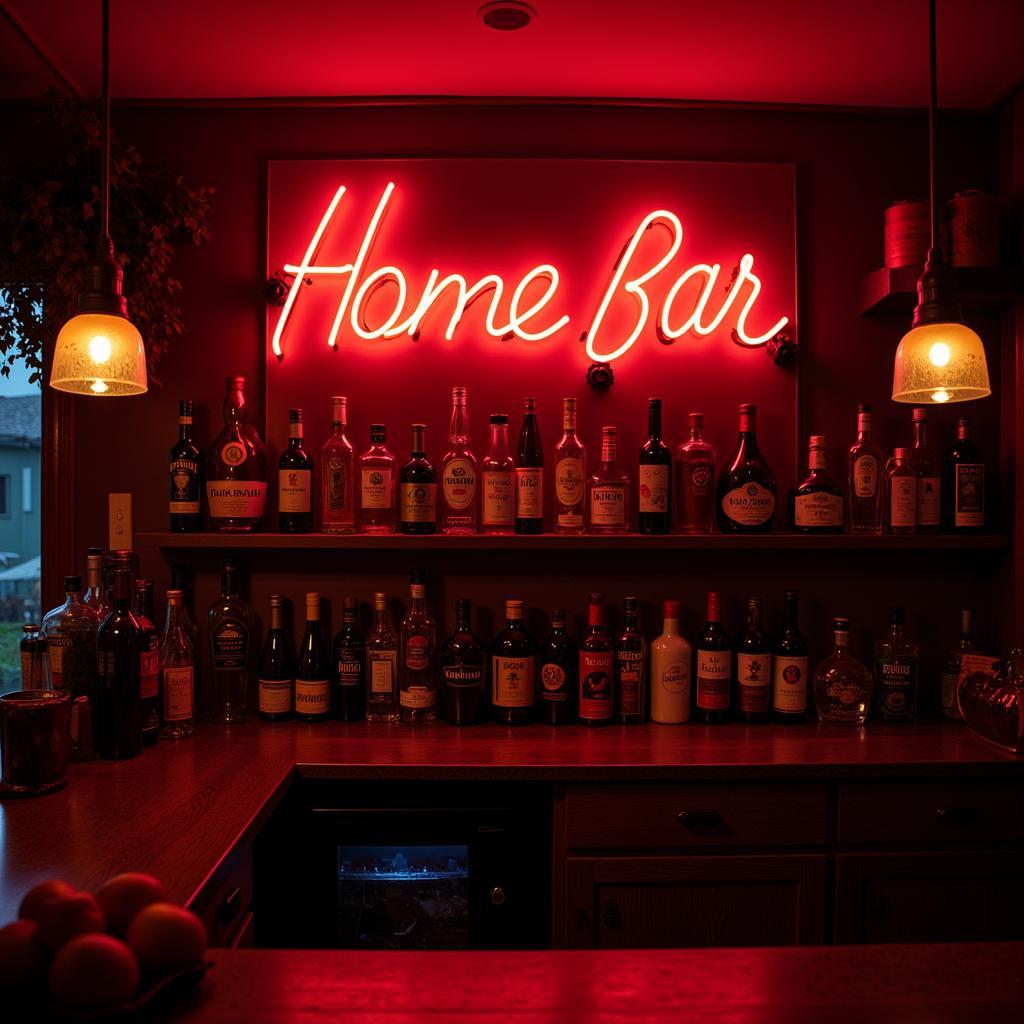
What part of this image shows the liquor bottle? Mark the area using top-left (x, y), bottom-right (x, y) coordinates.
top-left (716, 404), bottom-right (776, 533)
top-left (515, 398), bottom-right (544, 534)
top-left (578, 593), bottom-right (614, 726)
top-left (170, 563), bottom-right (199, 650)
top-left (554, 398), bottom-right (586, 533)
top-left (296, 592), bottom-right (331, 723)
top-left (441, 387), bottom-right (478, 533)
top-left (638, 398), bottom-right (671, 534)
top-left (941, 609), bottom-right (974, 720)
top-left (676, 412), bottom-right (716, 534)
top-left (616, 596), bottom-right (646, 722)
top-left (772, 590), bottom-right (809, 723)
top-left (278, 408), bottom-right (313, 533)
top-left (873, 606), bottom-right (919, 722)
top-left (399, 424), bottom-right (437, 534)
top-left (790, 435), bottom-right (843, 533)
top-left (490, 599), bottom-right (537, 725)
top-left (41, 575), bottom-right (98, 697)
top-left (910, 407), bottom-right (941, 532)
top-left (207, 559), bottom-right (255, 724)
top-left (813, 617), bottom-right (872, 725)
top-left (847, 403), bottom-right (884, 534)
top-left (322, 395), bottom-right (356, 534)
top-left (366, 592), bottom-right (399, 722)
top-left (587, 426), bottom-right (630, 534)
top-left (159, 589), bottom-right (194, 740)
top-left (207, 376), bottom-right (268, 533)
top-left (886, 448), bottom-right (917, 534)
top-left (132, 580), bottom-right (161, 745)
top-left (735, 597), bottom-right (771, 724)
top-left (481, 414), bottom-right (516, 535)
top-left (334, 597), bottom-right (366, 721)
top-left (440, 599), bottom-right (486, 725)
top-left (944, 416), bottom-right (985, 531)
top-left (258, 594), bottom-right (294, 722)
top-left (540, 609), bottom-right (577, 725)
top-left (83, 548), bottom-right (111, 623)
top-left (168, 399), bottom-right (202, 532)
top-left (20, 624), bottom-right (46, 688)
top-left (358, 424), bottom-right (397, 533)
top-left (695, 591), bottom-right (731, 723)
top-left (96, 568), bottom-right (142, 760)
top-left (650, 600), bottom-right (691, 724)
top-left (400, 570), bottom-right (437, 724)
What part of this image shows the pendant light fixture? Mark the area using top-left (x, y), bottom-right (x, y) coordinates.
top-left (891, 0), bottom-right (990, 406)
top-left (50, 0), bottom-right (146, 397)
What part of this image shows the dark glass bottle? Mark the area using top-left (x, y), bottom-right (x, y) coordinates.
top-left (132, 580), bottom-right (160, 745)
top-left (638, 398), bottom-right (672, 535)
top-left (695, 590), bottom-right (731, 724)
top-left (399, 424), bottom-right (437, 534)
top-left (540, 609), bottom-right (577, 725)
top-left (789, 435), bottom-right (844, 533)
top-left (615, 596), bottom-right (646, 722)
top-left (579, 594), bottom-right (614, 726)
top-left (440, 599), bottom-right (486, 725)
top-left (772, 590), bottom-right (809, 723)
top-left (207, 376), bottom-right (268, 533)
top-left (258, 594), bottom-right (294, 721)
top-left (168, 399), bottom-right (202, 532)
top-left (676, 412), bottom-right (716, 533)
top-left (716, 403), bottom-right (776, 533)
top-left (295, 592), bottom-right (331, 722)
top-left (515, 398), bottom-right (544, 534)
top-left (279, 408), bottom-right (314, 533)
top-left (207, 559), bottom-right (255, 724)
top-left (334, 597), bottom-right (366, 721)
top-left (911, 407), bottom-right (941, 531)
top-left (873, 606), bottom-right (919, 722)
top-left (490, 599), bottom-right (537, 724)
top-left (96, 569), bottom-right (142, 760)
top-left (944, 417), bottom-right (985, 532)
top-left (735, 597), bottom-right (771, 724)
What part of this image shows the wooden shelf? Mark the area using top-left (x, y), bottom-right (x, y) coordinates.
top-left (860, 265), bottom-right (1024, 316)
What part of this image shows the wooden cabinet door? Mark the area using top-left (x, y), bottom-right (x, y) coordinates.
top-left (564, 855), bottom-right (826, 948)
top-left (835, 850), bottom-right (1024, 944)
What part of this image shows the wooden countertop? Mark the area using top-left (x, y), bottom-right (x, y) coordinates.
top-left (1, 719), bottom-right (1020, 922)
top-left (144, 944), bottom-right (1024, 1022)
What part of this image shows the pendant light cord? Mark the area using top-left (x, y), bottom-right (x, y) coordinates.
top-left (99, 0), bottom-right (112, 253)
top-left (928, 0), bottom-right (938, 256)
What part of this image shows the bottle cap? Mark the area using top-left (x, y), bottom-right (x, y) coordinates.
top-left (663, 599), bottom-right (680, 618)
top-left (178, 399), bottom-right (193, 416)
top-left (809, 435), bottom-right (825, 448)
top-left (490, 414), bottom-right (509, 425)
top-left (894, 447), bottom-right (910, 460)
top-left (858, 402), bottom-right (871, 414)
top-left (343, 596), bottom-right (358, 611)
top-left (455, 598), bottom-right (471, 618)
top-left (289, 408), bottom-right (302, 422)
top-left (506, 599), bottom-right (524, 620)
top-left (269, 594), bottom-right (284, 608)
top-left (226, 376), bottom-right (245, 388)
top-left (833, 616), bottom-right (851, 631)
top-left (624, 596), bottom-right (638, 614)
top-left (551, 608), bottom-right (566, 624)
top-left (305, 592), bottom-right (320, 617)
top-left (739, 403), bottom-right (757, 414)
top-left (706, 590), bottom-right (721, 621)
top-left (410, 568), bottom-right (425, 585)
top-left (913, 407), bottom-right (927, 422)
top-left (370, 424), bottom-right (386, 441)
top-left (64, 575), bottom-right (82, 591)
top-left (373, 592), bottom-right (389, 610)
top-left (452, 386), bottom-right (467, 402)
top-left (23, 624), bottom-right (39, 634)
top-left (688, 411), bottom-right (703, 428)
top-left (890, 606), bottom-right (905, 625)
top-left (166, 589), bottom-right (182, 604)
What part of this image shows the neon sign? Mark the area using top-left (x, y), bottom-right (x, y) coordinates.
top-left (271, 182), bottom-right (789, 364)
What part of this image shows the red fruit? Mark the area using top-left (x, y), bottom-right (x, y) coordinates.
top-left (96, 873), bottom-right (168, 936)
top-left (36, 891), bottom-right (105, 951)
top-left (126, 903), bottom-right (206, 974)
top-left (0, 919), bottom-right (47, 994)
top-left (49, 934), bottom-right (139, 1010)
top-left (18, 879), bottom-right (75, 923)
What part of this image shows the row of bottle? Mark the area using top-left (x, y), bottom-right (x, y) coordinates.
top-left (171, 380), bottom-right (988, 536)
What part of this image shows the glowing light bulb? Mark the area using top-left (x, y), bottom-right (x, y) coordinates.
top-left (90, 379), bottom-right (109, 394)
top-left (89, 334), bottom-right (113, 364)
top-left (931, 388), bottom-right (950, 403)
top-left (928, 341), bottom-right (951, 367)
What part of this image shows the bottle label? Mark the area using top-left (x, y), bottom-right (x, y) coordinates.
top-left (360, 468), bottom-right (393, 509)
top-left (772, 655), bottom-right (808, 713)
top-left (556, 512), bottom-right (583, 529)
top-left (616, 650), bottom-right (644, 715)
top-left (687, 461), bottom-right (714, 496)
top-left (579, 650), bottom-right (614, 720)
top-left (657, 660), bottom-right (690, 694)
top-left (400, 685), bottom-right (435, 709)
top-left (207, 482), bottom-right (267, 520)
top-left (295, 679), bottom-right (330, 714)
top-left (492, 655), bottom-right (536, 707)
top-left (443, 663), bottom-right (484, 689)
top-left (555, 458), bottom-right (584, 507)
top-left (405, 634), bottom-right (430, 671)
top-left (794, 492), bottom-right (843, 528)
top-left (337, 654), bottom-right (363, 688)
top-left (221, 441), bottom-right (248, 467)
top-left (442, 458), bottom-right (477, 511)
top-left (721, 484), bottom-right (774, 526)
top-left (917, 476), bottom-right (941, 525)
top-left (541, 662), bottom-right (569, 702)
top-left (876, 656), bottom-right (918, 718)
top-left (483, 471), bottom-right (515, 525)
top-left (400, 482), bottom-right (437, 523)
top-left (140, 644), bottom-right (160, 700)
top-left (941, 668), bottom-right (960, 717)
top-left (368, 651), bottom-right (397, 694)
top-left (325, 456), bottom-right (349, 512)
top-left (890, 476), bottom-right (917, 527)
top-left (696, 649), bottom-right (731, 710)
top-left (737, 652), bottom-right (771, 713)
top-left (853, 455), bottom-right (878, 498)
top-left (954, 464), bottom-right (984, 527)
top-left (638, 465), bottom-right (669, 514)
top-left (212, 618), bottom-right (250, 670)
top-left (515, 467), bottom-right (543, 518)
top-left (259, 677), bottom-right (292, 714)
top-left (45, 636), bottom-right (72, 687)
top-left (590, 485), bottom-right (627, 526)
top-left (163, 666), bottom-right (194, 721)
top-left (278, 468), bottom-right (312, 513)
top-left (169, 457), bottom-right (201, 515)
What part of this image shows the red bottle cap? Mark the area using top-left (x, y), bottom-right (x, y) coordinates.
top-left (663, 600), bottom-right (680, 618)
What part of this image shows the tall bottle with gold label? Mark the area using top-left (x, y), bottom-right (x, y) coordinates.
top-left (554, 398), bottom-right (586, 533)
top-left (321, 396), bottom-right (355, 534)
top-left (716, 404), bottom-right (776, 533)
top-left (399, 424), bottom-right (437, 534)
top-left (847, 403), bottom-right (883, 534)
top-left (515, 398), bottom-right (544, 534)
top-left (441, 386), bottom-right (478, 534)
top-left (207, 376), bottom-right (268, 533)
top-left (772, 590), bottom-right (809, 724)
top-left (490, 599), bottom-right (537, 725)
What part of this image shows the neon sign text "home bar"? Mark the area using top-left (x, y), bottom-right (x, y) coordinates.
top-left (271, 183), bottom-right (789, 363)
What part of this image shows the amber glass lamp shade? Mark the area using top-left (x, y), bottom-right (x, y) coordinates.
top-left (50, 312), bottom-right (147, 396)
top-left (891, 321), bottom-right (991, 405)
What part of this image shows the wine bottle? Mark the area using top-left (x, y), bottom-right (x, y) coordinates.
top-left (207, 559), bottom-right (255, 724)
top-left (911, 407), bottom-right (941, 532)
top-left (96, 568), bottom-right (142, 760)
top-left (554, 398), bottom-right (586, 533)
top-left (735, 597), bottom-right (771, 724)
top-left (540, 609), bottom-right (577, 725)
top-left (322, 396), bottom-right (356, 534)
top-left (515, 398), bottom-right (544, 534)
top-left (847, 403), bottom-right (884, 534)
top-left (481, 414), bottom-right (516, 534)
top-left (790, 435), bottom-right (843, 533)
top-left (638, 398), bottom-right (671, 534)
top-left (168, 399), bottom-right (202, 532)
top-left (366, 592), bottom-right (399, 723)
top-left (490, 599), bottom-right (537, 725)
top-left (400, 570), bottom-right (437, 724)
top-left (279, 408), bottom-right (313, 533)
top-left (650, 600), bottom-right (691, 724)
top-left (772, 590), bottom-right (809, 723)
top-left (716, 404), bottom-right (776, 533)
top-left (587, 426), bottom-right (629, 534)
top-left (334, 596), bottom-right (366, 721)
top-left (258, 594), bottom-right (294, 722)
top-left (440, 599), bottom-right (486, 725)
top-left (944, 416), bottom-right (985, 532)
top-left (615, 596), bottom-right (646, 722)
top-left (676, 412), bottom-right (716, 533)
top-left (399, 424), bottom-right (437, 534)
top-left (132, 580), bottom-right (161, 745)
top-left (886, 448), bottom-right (917, 534)
top-left (207, 376), bottom-right (268, 533)
top-left (695, 591), bottom-right (731, 723)
top-left (296, 592), bottom-right (331, 722)
top-left (358, 424), bottom-right (397, 534)
top-left (441, 387), bottom-right (478, 533)
top-left (578, 593), bottom-right (614, 726)
top-left (159, 589), bottom-right (195, 740)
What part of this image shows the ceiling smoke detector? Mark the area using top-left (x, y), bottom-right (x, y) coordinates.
top-left (478, 1), bottom-right (536, 31)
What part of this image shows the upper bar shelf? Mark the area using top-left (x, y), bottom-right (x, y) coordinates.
top-left (860, 265), bottom-right (1024, 316)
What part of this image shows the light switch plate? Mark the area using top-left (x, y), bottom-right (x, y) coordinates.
top-left (108, 492), bottom-right (133, 551)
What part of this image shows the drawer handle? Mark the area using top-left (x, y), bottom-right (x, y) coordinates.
top-left (677, 809), bottom-right (721, 828)
top-left (936, 806), bottom-right (979, 825)
top-left (215, 887), bottom-right (242, 925)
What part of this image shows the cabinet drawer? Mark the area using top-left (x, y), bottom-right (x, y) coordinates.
top-left (564, 783), bottom-right (828, 849)
top-left (188, 843), bottom-right (253, 948)
top-left (837, 782), bottom-right (1024, 845)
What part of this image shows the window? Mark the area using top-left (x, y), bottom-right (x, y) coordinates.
top-left (0, 476), bottom-right (8, 517)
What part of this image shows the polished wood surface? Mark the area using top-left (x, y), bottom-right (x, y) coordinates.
top-left (143, 944), bottom-right (1024, 1022)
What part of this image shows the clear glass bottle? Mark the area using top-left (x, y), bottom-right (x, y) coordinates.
top-left (440, 599), bottom-right (486, 725)
top-left (41, 575), bottom-right (98, 697)
top-left (96, 568), bottom-right (142, 760)
top-left (554, 398), bottom-right (586, 533)
top-left (278, 408), bottom-right (313, 533)
top-left (587, 426), bottom-right (630, 534)
top-left (160, 589), bottom-right (195, 740)
top-left (441, 386), bottom-right (478, 533)
top-left (695, 590), bottom-right (731, 723)
top-left (170, 563), bottom-right (199, 651)
top-left (813, 617), bottom-right (872, 725)
top-left (873, 606), bottom-right (919, 721)
top-left (490, 599), bottom-right (538, 725)
top-left (578, 593), bottom-right (614, 726)
top-left (790, 435), bottom-right (844, 533)
top-left (322, 395), bottom-right (356, 534)
top-left (638, 398), bottom-right (671, 535)
top-left (676, 412), bottom-right (716, 534)
top-left (540, 609), bottom-right (577, 725)
top-left (650, 599), bottom-right (691, 724)
top-left (168, 399), bottom-right (202, 532)
top-left (941, 609), bottom-right (974, 721)
top-left (20, 624), bottom-right (46, 689)
top-left (400, 570), bottom-right (437, 724)
top-left (207, 559), bottom-right (255, 724)
top-left (847, 403), bottom-right (884, 534)
top-left (83, 548), bottom-right (111, 623)
top-left (615, 596), bottom-right (646, 722)
top-left (207, 376), bottom-right (268, 533)
top-left (735, 597), bottom-right (771, 724)
top-left (258, 594), bottom-right (294, 722)
top-left (515, 398), bottom-right (544, 534)
top-left (334, 597), bottom-right (366, 722)
top-left (481, 414), bottom-right (516, 534)
top-left (133, 580), bottom-right (161, 745)
top-left (399, 424), bottom-right (437, 534)
top-left (911, 407), bottom-right (941, 532)
top-left (716, 403), bottom-right (776, 533)
top-left (772, 590), bottom-right (809, 723)
top-left (296, 592), bottom-right (331, 722)
top-left (886, 448), bottom-right (917, 534)
top-left (944, 416), bottom-right (985, 532)
top-left (358, 424), bottom-right (397, 534)
top-left (366, 592), bottom-right (399, 722)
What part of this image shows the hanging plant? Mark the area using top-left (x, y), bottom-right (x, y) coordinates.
top-left (0, 91), bottom-right (214, 387)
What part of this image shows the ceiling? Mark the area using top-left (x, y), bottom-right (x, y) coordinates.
top-left (2, 0), bottom-right (1023, 111)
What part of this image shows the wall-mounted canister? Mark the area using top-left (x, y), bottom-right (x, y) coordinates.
top-left (884, 199), bottom-right (931, 269)
top-left (947, 190), bottom-right (999, 268)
